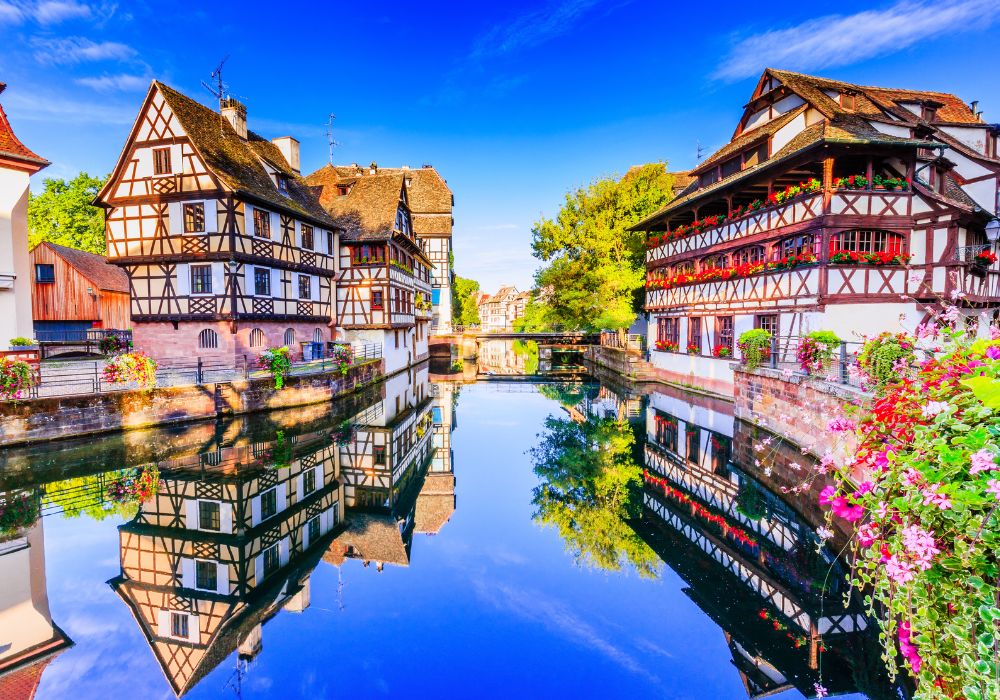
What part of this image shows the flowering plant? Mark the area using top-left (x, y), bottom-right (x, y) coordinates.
top-left (686, 342), bottom-right (700, 355)
top-left (107, 466), bottom-right (160, 505)
top-left (0, 357), bottom-right (36, 401)
top-left (829, 249), bottom-right (911, 266)
top-left (712, 344), bottom-right (732, 358)
top-left (98, 333), bottom-right (132, 356)
top-left (856, 331), bottom-right (915, 394)
top-left (654, 339), bottom-right (678, 352)
top-left (872, 174), bottom-right (911, 191)
top-left (332, 419), bottom-right (355, 446)
top-left (973, 250), bottom-right (998, 266)
top-left (737, 329), bottom-right (772, 370)
top-left (820, 326), bottom-right (1000, 699)
top-left (833, 174), bottom-right (869, 190)
top-left (0, 491), bottom-right (38, 537)
top-left (259, 346), bottom-right (292, 389)
top-left (9, 337), bottom-right (36, 348)
top-left (329, 343), bottom-right (353, 376)
top-left (796, 330), bottom-right (841, 375)
top-left (103, 351), bottom-right (158, 389)
top-left (646, 255), bottom-right (816, 292)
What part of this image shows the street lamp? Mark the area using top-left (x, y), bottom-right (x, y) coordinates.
top-left (986, 218), bottom-right (1000, 244)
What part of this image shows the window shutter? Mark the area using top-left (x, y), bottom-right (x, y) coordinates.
top-left (278, 537), bottom-right (289, 566)
top-left (303, 518), bottom-right (311, 549)
top-left (216, 563), bottom-right (228, 595)
top-left (245, 266), bottom-right (254, 297)
top-left (167, 202), bottom-right (183, 235)
top-left (271, 269), bottom-right (281, 299)
top-left (310, 276), bottom-right (318, 302)
top-left (245, 204), bottom-right (253, 236)
top-left (187, 615), bottom-right (200, 644)
top-left (137, 147), bottom-right (153, 176)
top-left (220, 503), bottom-right (233, 534)
top-left (211, 263), bottom-right (225, 296)
top-left (181, 558), bottom-right (194, 588)
top-left (294, 221), bottom-right (301, 247)
top-left (157, 609), bottom-right (170, 637)
top-left (270, 212), bottom-right (280, 239)
top-left (170, 144), bottom-right (183, 174)
top-left (251, 495), bottom-right (261, 527)
top-left (184, 499), bottom-right (197, 529)
top-left (254, 554), bottom-right (263, 585)
top-left (276, 483), bottom-right (287, 513)
top-left (317, 228), bottom-right (326, 254)
top-left (204, 199), bottom-right (218, 233)
top-left (295, 474), bottom-right (304, 502)
top-left (175, 264), bottom-right (190, 297)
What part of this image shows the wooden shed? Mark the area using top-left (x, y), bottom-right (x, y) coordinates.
top-left (30, 242), bottom-right (130, 340)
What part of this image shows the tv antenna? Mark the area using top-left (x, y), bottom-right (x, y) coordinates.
top-left (201, 56), bottom-right (231, 136)
top-left (696, 140), bottom-right (706, 162)
top-left (326, 113), bottom-right (340, 166)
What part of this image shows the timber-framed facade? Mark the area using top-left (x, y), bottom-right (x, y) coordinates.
top-left (96, 82), bottom-right (338, 364)
top-left (635, 69), bottom-right (1000, 390)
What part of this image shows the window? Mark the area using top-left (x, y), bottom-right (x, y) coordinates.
top-left (374, 445), bottom-right (386, 465)
top-left (352, 244), bottom-right (385, 265)
top-left (326, 230), bottom-right (334, 254)
top-left (840, 93), bottom-right (856, 111)
top-left (688, 317), bottom-right (702, 353)
top-left (153, 147), bottom-right (172, 175)
top-left (371, 290), bottom-right (384, 310)
top-left (710, 434), bottom-right (731, 475)
top-left (337, 185), bottom-right (350, 196)
top-left (171, 612), bottom-right (189, 639)
top-left (701, 254), bottom-right (727, 270)
top-left (755, 314), bottom-right (779, 335)
top-left (253, 208), bottom-right (271, 238)
top-left (254, 267), bottom-right (271, 296)
top-left (657, 317), bottom-right (679, 346)
top-left (260, 488), bottom-right (277, 520)
top-left (262, 544), bottom-right (279, 578)
top-left (249, 328), bottom-right (265, 348)
top-left (195, 561), bottom-right (217, 591)
top-left (190, 265), bottom-right (212, 295)
top-left (654, 413), bottom-right (678, 452)
top-left (35, 264), bottom-right (55, 283)
top-left (686, 425), bottom-right (701, 465)
top-left (275, 173), bottom-right (289, 193)
top-left (780, 234), bottom-right (814, 258)
top-left (829, 229), bottom-right (905, 255)
top-left (198, 329), bottom-right (219, 349)
top-left (300, 224), bottom-right (314, 250)
top-left (283, 328), bottom-right (295, 346)
top-left (183, 203), bottom-right (205, 233)
top-left (198, 501), bottom-right (220, 531)
top-left (431, 288), bottom-right (441, 305)
top-left (302, 467), bottom-right (316, 495)
top-left (717, 316), bottom-right (734, 354)
top-left (298, 274), bottom-right (311, 300)
top-left (312, 328), bottom-right (323, 343)
top-left (307, 516), bottom-right (320, 544)
top-left (733, 245), bottom-right (765, 265)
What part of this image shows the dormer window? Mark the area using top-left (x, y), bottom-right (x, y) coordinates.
top-left (921, 103), bottom-right (938, 122)
top-left (337, 185), bottom-right (350, 197)
top-left (275, 173), bottom-right (289, 193)
top-left (840, 93), bottom-right (856, 111)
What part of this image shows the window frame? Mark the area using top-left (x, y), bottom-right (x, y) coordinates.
top-left (197, 500), bottom-right (221, 531)
top-left (686, 424), bottom-right (701, 465)
top-left (183, 202), bottom-right (206, 234)
top-left (262, 544), bottom-right (280, 579)
top-left (688, 317), bottom-right (702, 354)
top-left (302, 467), bottom-right (316, 496)
top-left (300, 224), bottom-right (314, 251)
top-left (170, 612), bottom-right (189, 639)
top-left (260, 487), bottom-right (277, 521)
top-left (34, 263), bottom-right (55, 284)
top-left (253, 208), bottom-right (271, 239)
top-left (371, 290), bottom-right (384, 311)
top-left (298, 274), bottom-right (311, 300)
top-left (190, 264), bottom-right (213, 295)
top-left (716, 316), bottom-right (734, 354)
top-left (198, 328), bottom-right (219, 350)
top-left (153, 147), bottom-right (172, 176)
top-left (194, 560), bottom-right (218, 591)
top-left (307, 516), bottom-right (320, 544)
top-left (755, 313), bottom-right (779, 336)
top-left (254, 267), bottom-right (271, 296)
top-left (829, 229), bottom-right (906, 256)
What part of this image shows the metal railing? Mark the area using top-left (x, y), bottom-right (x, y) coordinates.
top-left (600, 331), bottom-right (645, 353)
top-left (956, 244), bottom-right (994, 262)
top-left (757, 335), bottom-right (866, 388)
top-left (35, 328), bottom-right (132, 344)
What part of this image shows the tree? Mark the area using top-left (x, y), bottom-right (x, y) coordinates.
top-left (529, 412), bottom-right (660, 578)
top-left (28, 172), bottom-right (107, 254)
top-left (452, 276), bottom-right (481, 327)
top-left (530, 163), bottom-right (677, 332)
top-left (512, 296), bottom-right (554, 332)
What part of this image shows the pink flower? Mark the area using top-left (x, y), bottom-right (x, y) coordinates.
top-left (971, 448), bottom-right (998, 474)
top-left (854, 481), bottom-right (873, 496)
top-left (814, 683), bottom-right (828, 698)
top-left (898, 622), bottom-right (922, 674)
top-left (987, 346), bottom-right (1000, 361)
top-left (874, 450), bottom-right (892, 471)
top-left (818, 485), bottom-right (836, 507)
top-left (901, 468), bottom-right (923, 486)
top-left (901, 524), bottom-right (939, 570)
top-left (831, 496), bottom-right (863, 522)
top-left (988, 479), bottom-right (1000, 500)
top-left (885, 555), bottom-right (915, 584)
top-left (827, 417), bottom-right (856, 432)
top-left (856, 522), bottom-right (878, 548)
top-left (921, 483), bottom-right (952, 510)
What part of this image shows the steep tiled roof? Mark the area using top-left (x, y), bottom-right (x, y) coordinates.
top-left (324, 512), bottom-right (411, 567)
top-left (40, 242), bottom-right (130, 292)
top-left (318, 164), bottom-right (453, 213)
top-left (414, 472), bottom-right (456, 534)
top-left (0, 83), bottom-right (48, 172)
top-left (153, 82), bottom-right (334, 227)
top-left (304, 166), bottom-right (404, 239)
top-left (696, 106), bottom-right (806, 174)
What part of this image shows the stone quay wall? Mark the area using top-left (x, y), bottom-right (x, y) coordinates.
top-left (732, 365), bottom-right (869, 460)
top-left (0, 359), bottom-right (384, 447)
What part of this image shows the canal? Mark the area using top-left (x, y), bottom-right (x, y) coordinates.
top-left (0, 358), bottom-right (904, 699)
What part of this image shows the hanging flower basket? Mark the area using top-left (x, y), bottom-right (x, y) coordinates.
top-left (103, 351), bottom-right (158, 389)
top-left (99, 333), bottom-right (133, 356)
top-left (259, 347), bottom-right (292, 389)
top-left (0, 357), bottom-right (37, 402)
top-left (0, 491), bottom-right (39, 537)
top-left (107, 466), bottom-right (160, 505)
top-left (332, 420), bottom-right (355, 446)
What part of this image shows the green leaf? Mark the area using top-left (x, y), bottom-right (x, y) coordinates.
top-left (962, 376), bottom-right (1000, 409)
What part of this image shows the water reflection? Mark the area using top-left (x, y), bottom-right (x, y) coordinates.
top-left (477, 339), bottom-right (586, 376)
top-left (0, 369), bottom-right (902, 698)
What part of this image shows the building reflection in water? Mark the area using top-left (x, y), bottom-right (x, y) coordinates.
top-left (0, 490), bottom-right (73, 700)
top-left (477, 339), bottom-right (586, 377)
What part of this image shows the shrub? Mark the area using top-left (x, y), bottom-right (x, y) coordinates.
top-left (99, 333), bottom-right (132, 356)
top-left (856, 331), bottom-right (915, 394)
top-left (0, 358), bottom-right (36, 401)
top-left (737, 329), bottom-right (772, 370)
top-left (0, 491), bottom-right (39, 536)
top-left (103, 352), bottom-right (158, 388)
top-left (259, 347), bottom-right (292, 389)
top-left (9, 337), bottom-right (36, 347)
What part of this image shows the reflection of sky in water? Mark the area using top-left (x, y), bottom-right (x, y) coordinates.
top-left (24, 384), bottom-right (869, 699)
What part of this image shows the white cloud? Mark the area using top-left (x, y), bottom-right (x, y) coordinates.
top-left (0, 1), bottom-right (24, 23)
top-left (75, 73), bottom-right (149, 91)
top-left (715, 0), bottom-right (1000, 81)
top-left (34, 0), bottom-right (92, 24)
top-left (3, 88), bottom-right (134, 124)
top-left (32, 37), bottom-right (136, 64)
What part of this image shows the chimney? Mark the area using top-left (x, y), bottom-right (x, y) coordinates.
top-left (220, 97), bottom-right (247, 140)
top-left (401, 164), bottom-right (410, 170)
top-left (272, 136), bottom-right (300, 174)
top-left (369, 161), bottom-right (378, 175)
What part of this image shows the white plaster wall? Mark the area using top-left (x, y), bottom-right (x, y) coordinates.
top-left (771, 112), bottom-right (806, 154)
top-left (650, 350), bottom-right (736, 388)
top-left (0, 168), bottom-right (34, 343)
top-left (648, 388), bottom-right (735, 438)
top-left (870, 121), bottom-right (912, 138)
top-left (941, 126), bottom-right (989, 154)
top-left (819, 303), bottom-right (924, 341)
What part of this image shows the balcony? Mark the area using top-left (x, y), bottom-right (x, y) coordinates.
top-left (646, 190), bottom-right (912, 266)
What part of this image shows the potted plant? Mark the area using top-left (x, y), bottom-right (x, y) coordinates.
top-left (0, 357), bottom-right (36, 402)
top-left (712, 344), bottom-right (732, 358)
top-left (9, 337), bottom-right (38, 351)
top-left (654, 339), bottom-right (678, 352)
top-left (796, 330), bottom-right (842, 375)
top-left (737, 329), bottom-right (772, 370)
top-left (972, 249), bottom-right (997, 276)
top-left (686, 342), bottom-right (700, 355)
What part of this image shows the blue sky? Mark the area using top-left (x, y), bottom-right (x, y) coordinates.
top-left (1, 0), bottom-right (998, 292)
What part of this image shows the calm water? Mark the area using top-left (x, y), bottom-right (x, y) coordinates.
top-left (0, 361), bottom-right (903, 699)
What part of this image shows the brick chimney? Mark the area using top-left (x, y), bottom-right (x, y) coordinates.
top-left (220, 97), bottom-right (247, 140)
top-left (271, 136), bottom-right (300, 174)
top-left (369, 161), bottom-right (378, 175)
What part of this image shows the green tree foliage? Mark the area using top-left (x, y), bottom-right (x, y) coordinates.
top-left (511, 340), bottom-right (539, 374)
top-left (530, 163), bottom-right (676, 331)
top-left (529, 412), bottom-right (660, 578)
top-left (43, 472), bottom-right (139, 521)
top-left (452, 276), bottom-right (481, 327)
top-left (28, 172), bottom-right (107, 254)
top-left (512, 297), bottom-right (553, 332)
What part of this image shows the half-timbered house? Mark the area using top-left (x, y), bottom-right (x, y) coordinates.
top-left (96, 82), bottom-right (338, 364)
top-left (635, 69), bottom-right (1000, 391)
top-left (305, 166), bottom-right (433, 375)
top-left (109, 427), bottom-right (343, 696)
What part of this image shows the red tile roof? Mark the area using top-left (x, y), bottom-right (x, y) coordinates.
top-left (41, 242), bottom-right (130, 292)
top-left (0, 84), bottom-right (49, 172)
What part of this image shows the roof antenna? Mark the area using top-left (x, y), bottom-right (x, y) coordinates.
top-left (696, 140), bottom-right (705, 162)
top-left (326, 113), bottom-right (340, 166)
top-left (201, 56), bottom-right (231, 135)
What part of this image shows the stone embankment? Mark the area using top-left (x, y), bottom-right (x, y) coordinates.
top-left (0, 359), bottom-right (384, 447)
